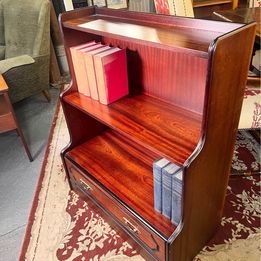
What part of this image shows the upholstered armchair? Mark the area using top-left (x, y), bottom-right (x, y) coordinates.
top-left (0, 0), bottom-right (50, 103)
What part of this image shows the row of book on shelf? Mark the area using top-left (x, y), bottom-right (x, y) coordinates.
top-left (153, 158), bottom-right (183, 225)
top-left (70, 41), bottom-right (129, 105)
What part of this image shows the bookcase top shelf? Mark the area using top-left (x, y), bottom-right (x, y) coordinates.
top-left (64, 92), bottom-right (202, 165)
top-left (62, 7), bottom-right (243, 58)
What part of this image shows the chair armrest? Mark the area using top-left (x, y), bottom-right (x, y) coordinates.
top-left (0, 55), bottom-right (35, 74)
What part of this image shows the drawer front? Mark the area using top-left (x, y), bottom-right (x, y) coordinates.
top-left (65, 158), bottom-right (166, 261)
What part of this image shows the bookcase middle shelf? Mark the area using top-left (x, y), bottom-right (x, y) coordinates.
top-left (63, 92), bottom-right (203, 165)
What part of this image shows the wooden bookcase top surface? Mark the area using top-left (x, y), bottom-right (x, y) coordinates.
top-left (62, 7), bottom-right (243, 58)
top-left (64, 93), bottom-right (202, 165)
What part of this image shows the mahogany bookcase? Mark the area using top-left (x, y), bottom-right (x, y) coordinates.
top-left (59, 7), bottom-right (255, 261)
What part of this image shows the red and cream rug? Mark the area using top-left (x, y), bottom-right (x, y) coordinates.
top-left (231, 129), bottom-right (260, 175)
top-left (19, 105), bottom-right (261, 261)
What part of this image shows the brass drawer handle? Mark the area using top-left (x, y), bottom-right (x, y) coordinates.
top-left (67, 164), bottom-right (92, 192)
top-left (79, 178), bottom-right (92, 191)
top-left (123, 217), bottom-right (141, 235)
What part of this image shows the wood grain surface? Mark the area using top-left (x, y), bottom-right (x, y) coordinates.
top-left (64, 17), bottom-right (220, 57)
top-left (64, 93), bottom-right (202, 165)
top-left (67, 129), bottom-right (177, 238)
top-left (60, 6), bottom-right (242, 33)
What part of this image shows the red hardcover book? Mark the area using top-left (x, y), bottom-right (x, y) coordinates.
top-left (154, 0), bottom-right (172, 15)
top-left (83, 45), bottom-right (111, 100)
top-left (94, 48), bottom-right (129, 105)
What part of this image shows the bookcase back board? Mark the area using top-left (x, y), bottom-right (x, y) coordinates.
top-left (59, 6), bottom-right (256, 261)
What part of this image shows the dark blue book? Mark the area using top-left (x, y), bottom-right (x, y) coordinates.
top-left (153, 158), bottom-right (170, 213)
top-left (162, 163), bottom-right (180, 219)
top-left (171, 169), bottom-right (183, 225)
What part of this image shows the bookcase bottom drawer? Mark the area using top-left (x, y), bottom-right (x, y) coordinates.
top-left (65, 157), bottom-right (166, 261)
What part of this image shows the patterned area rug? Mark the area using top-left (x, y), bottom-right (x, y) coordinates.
top-left (231, 129), bottom-right (260, 175)
top-left (238, 87), bottom-right (260, 129)
top-left (19, 106), bottom-right (261, 261)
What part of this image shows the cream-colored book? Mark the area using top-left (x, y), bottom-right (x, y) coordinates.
top-left (170, 0), bottom-right (194, 17)
top-left (83, 45), bottom-right (111, 100)
top-left (70, 41), bottom-right (97, 96)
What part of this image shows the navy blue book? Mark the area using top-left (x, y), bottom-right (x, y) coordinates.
top-left (162, 163), bottom-right (180, 219)
top-left (171, 169), bottom-right (183, 225)
top-left (153, 158), bottom-right (170, 213)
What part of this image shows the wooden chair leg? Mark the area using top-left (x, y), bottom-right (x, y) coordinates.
top-left (16, 127), bottom-right (33, 162)
top-left (3, 92), bottom-right (33, 162)
top-left (42, 89), bottom-right (51, 102)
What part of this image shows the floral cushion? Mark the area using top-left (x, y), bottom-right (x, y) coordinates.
top-left (238, 88), bottom-right (261, 129)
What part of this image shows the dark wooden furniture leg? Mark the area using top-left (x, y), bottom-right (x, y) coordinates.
top-left (42, 89), bottom-right (51, 102)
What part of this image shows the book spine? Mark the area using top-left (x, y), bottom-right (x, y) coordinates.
top-left (171, 170), bottom-right (183, 225)
top-left (75, 49), bottom-right (90, 96)
top-left (173, 0), bottom-right (194, 17)
top-left (85, 54), bottom-right (99, 100)
top-left (153, 158), bottom-right (170, 213)
top-left (105, 49), bottom-right (126, 104)
top-left (153, 165), bottom-right (162, 213)
top-left (155, 0), bottom-right (171, 15)
top-left (95, 56), bottom-right (107, 104)
top-left (129, 0), bottom-right (155, 12)
top-left (162, 169), bottom-right (172, 219)
top-left (168, 0), bottom-right (176, 15)
top-left (70, 48), bottom-right (83, 94)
